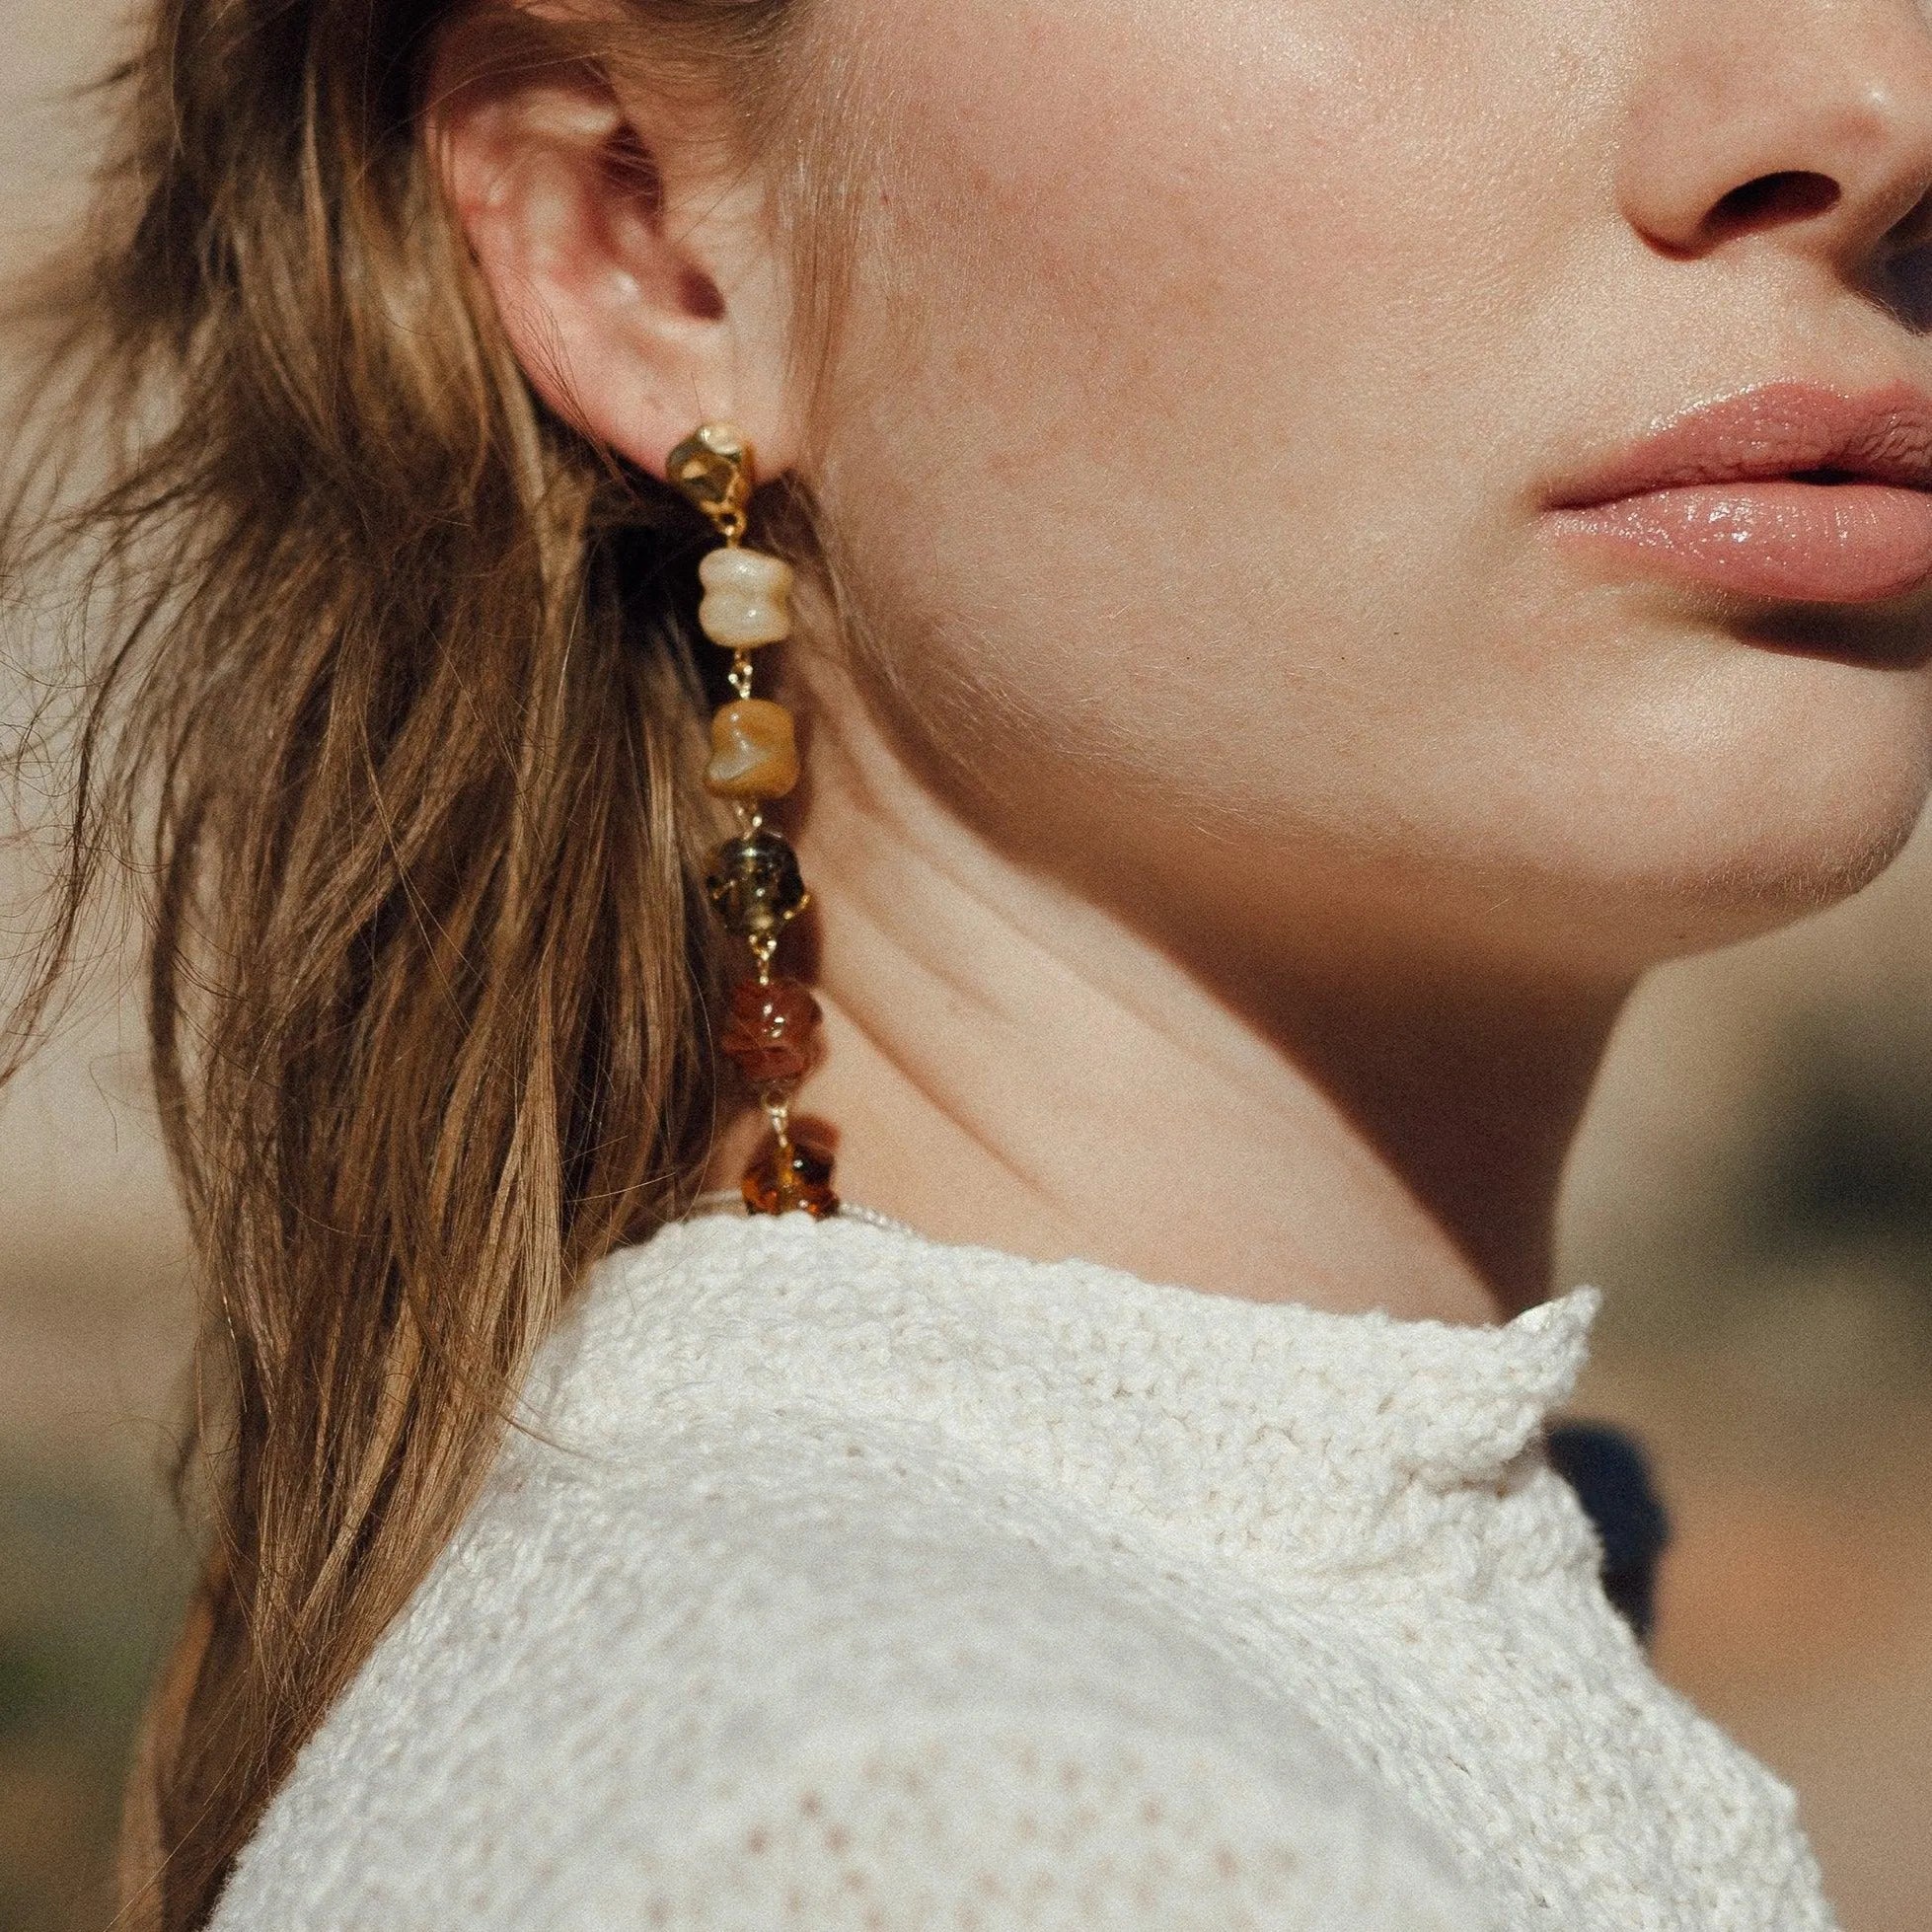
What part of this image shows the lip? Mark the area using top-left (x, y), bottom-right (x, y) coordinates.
top-left (1545, 381), bottom-right (1932, 605)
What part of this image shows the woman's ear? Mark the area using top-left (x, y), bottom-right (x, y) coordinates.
top-left (425, 11), bottom-right (799, 481)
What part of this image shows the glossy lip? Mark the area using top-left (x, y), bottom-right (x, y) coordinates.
top-left (1545, 381), bottom-right (1932, 607)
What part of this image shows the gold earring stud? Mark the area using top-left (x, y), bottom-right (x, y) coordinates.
top-left (670, 423), bottom-right (839, 1219)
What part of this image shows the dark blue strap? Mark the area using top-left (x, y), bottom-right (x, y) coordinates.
top-left (1545, 1422), bottom-right (1672, 1646)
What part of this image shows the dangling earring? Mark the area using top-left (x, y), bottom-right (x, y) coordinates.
top-left (669, 422), bottom-right (840, 1220)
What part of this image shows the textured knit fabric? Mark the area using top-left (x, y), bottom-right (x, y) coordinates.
top-left (210, 1211), bottom-right (1837, 1931)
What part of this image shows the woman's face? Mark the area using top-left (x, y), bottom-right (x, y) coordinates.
top-left (797, 0), bottom-right (1932, 991)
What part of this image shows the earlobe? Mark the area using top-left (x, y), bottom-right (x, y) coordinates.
top-left (425, 25), bottom-right (797, 480)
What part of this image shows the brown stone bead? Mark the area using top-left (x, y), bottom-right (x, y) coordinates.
top-left (706, 829), bottom-right (808, 941)
top-left (742, 1136), bottom-right (840, 1219)
top-left (721, 976), bottom-right (822, 1088)
top-left (706, 699), bottom-right (799, 801)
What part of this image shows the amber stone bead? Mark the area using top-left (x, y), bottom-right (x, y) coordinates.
top-left (706, 699), bottom-right (799, 801)
top-left (721, 976), bottom-right (821, 1087)
top-left (743, 1136), bottom-right (840, 1219)
top-left (706, 829), bottom-right (808, 941)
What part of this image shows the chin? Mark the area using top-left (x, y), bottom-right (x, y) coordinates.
top-left (1687, 806), bottom-right (1923, 938)
top-left (1489, 635), bottom-right (1932, 974)
top-left (1602, 706), bottom-right (1932, 962)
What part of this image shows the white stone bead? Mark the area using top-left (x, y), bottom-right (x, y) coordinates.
top-left (701, 548), bottom-right (793, 598)
top-left (700, 594), bottom-right (791, 650)
top-left (699, 546), bottom-right (794, 650)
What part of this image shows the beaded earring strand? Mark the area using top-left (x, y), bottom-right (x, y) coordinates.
top-left (669, 423), bottom-right (840, 1219)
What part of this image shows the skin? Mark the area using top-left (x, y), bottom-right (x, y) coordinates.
top-left (436, 0), bottom-right (1932, 1325)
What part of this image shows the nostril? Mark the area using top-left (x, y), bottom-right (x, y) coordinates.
top-left (1703, 171), bottom-right (1843, 241)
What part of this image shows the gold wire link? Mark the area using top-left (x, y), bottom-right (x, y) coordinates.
top-left (764, 1093), bottom-right (793, 1152)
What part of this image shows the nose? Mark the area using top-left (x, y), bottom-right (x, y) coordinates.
top-left (1619, 0), bottom-right (1932, 270)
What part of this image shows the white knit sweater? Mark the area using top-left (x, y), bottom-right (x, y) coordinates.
top-left (210, 1210), bottom-right (1836, 1931)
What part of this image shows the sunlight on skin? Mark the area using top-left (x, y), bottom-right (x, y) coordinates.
top-left (438, 0), bottom-right (1932, 1322)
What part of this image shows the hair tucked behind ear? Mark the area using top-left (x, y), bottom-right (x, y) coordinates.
top-left (0, 1), bottom-right (822, 1924)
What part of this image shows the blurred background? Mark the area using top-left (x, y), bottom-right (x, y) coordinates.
top-left (3, 7), bottom-right (1930, 1931)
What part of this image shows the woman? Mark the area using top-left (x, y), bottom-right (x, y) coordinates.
top-left (7, 0), bottom-right (1931, 1923)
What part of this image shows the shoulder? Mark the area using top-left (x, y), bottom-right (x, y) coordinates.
top-left (211, 1402), bottom-right (1493, 1930)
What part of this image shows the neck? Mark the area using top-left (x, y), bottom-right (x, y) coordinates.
top-left (706, 699), bottom-right (1629, 1328)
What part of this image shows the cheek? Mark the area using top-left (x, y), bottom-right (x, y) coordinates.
top-left (826, 0), bottom-right (1617, 612)
top-left (839, 0), bottom-right (1611, 461)
top-left (821, 0), bottom-right (1604, 791)
top-left (811, 0), bottom-right (1932, 965)
top-left (851, 0), bottom-right (1399, 457)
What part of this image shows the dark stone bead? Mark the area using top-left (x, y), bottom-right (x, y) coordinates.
top-left (706, 830), bottom-right (808, 941)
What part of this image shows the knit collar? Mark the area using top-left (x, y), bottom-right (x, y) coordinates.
top-left (533, 1208), bottom-right (1601, 1583)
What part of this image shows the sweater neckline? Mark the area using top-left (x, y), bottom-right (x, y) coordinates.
top-left (542, 1209), bottom-right (1601, 1578)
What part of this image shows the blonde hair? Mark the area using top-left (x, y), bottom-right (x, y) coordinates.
top-left (1, 0), bottom-right (846, 1922)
